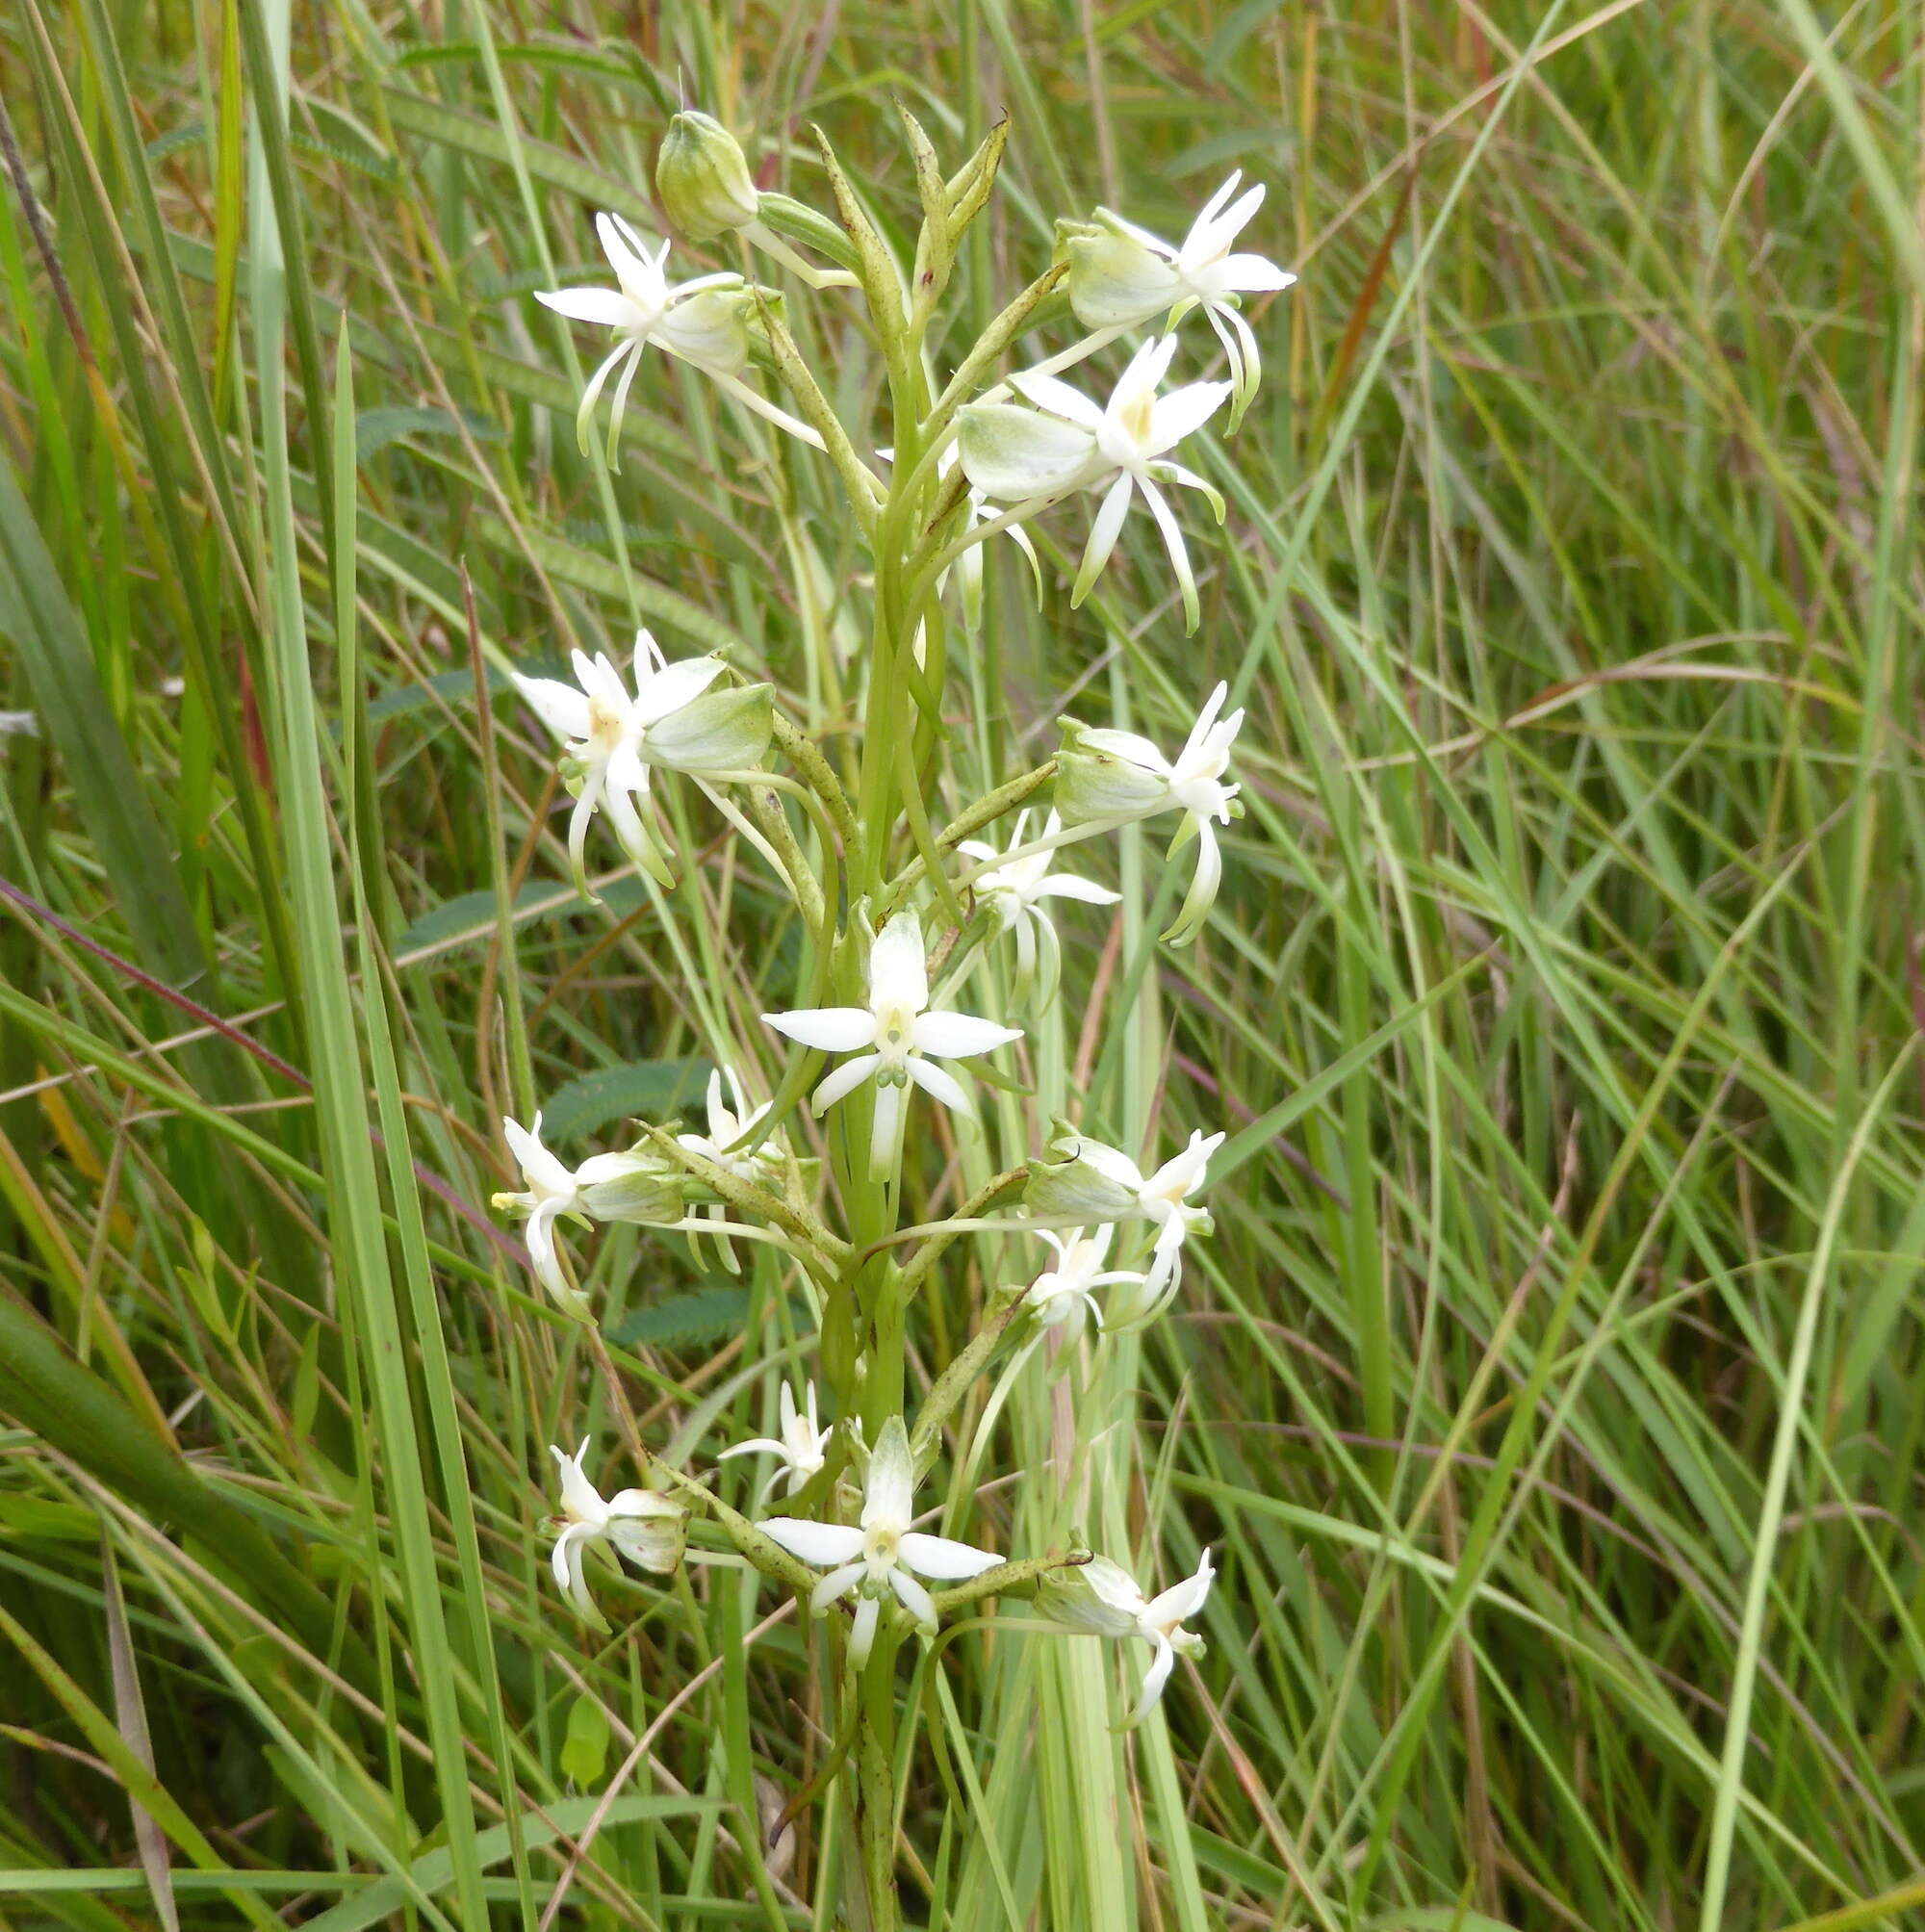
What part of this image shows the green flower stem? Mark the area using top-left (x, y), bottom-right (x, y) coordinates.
top-left (636, 1125), bottom-right (849, 1266)
top-left (754, 191), bottom-right (862, 272)
top-left (931, 1551), bottom-right (1092, 1616)
top-left (876, 759), bottom-right (1059, 914)
top-left (909, 1290), bottom-right (1027, 1463)
top-left (645, 1456), bottom-right (819, 1595)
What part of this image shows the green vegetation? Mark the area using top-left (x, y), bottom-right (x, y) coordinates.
top-left (1, 3), bottom-right (1921, 1927)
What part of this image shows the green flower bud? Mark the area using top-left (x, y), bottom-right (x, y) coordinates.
top-left (656, 111), bottom-right (761, 243)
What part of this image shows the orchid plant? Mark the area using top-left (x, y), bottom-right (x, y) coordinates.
top-left (475, 105), bottom-right (1287, 1928)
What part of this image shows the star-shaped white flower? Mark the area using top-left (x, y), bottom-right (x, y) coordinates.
top-left (512, 630), bottom-right (772, 891)
top-left (548, 1439), bottom-right (686, 1626)
top-left (759, 1418), bottom-right (1000, 1664)
top-left (676, 1065), bottom-right (783, 1187)
top-left (717, 1381), bottom-right (834, 1503)
top-left (1024, 1224), bottom-right (1146, 1338)
top-left (535, 213), bottom-right (823, 463)
top-left (1065, 174), bottom-right (1295, 427)
top-left (958, 336), bottom-right (1229, 631)
top-left (762, 911), bottom-right (1022, 1179)
top-left (493, 1113), bottom-right (682, 1307)
top-left (1056, 682), bottom-right (1244, 944)
top-left (959, 809), bottom-right (1119, 1007)
top-left (1026, 1126), bottom-right (1225, 1312)
top-left (1040, 1549), bottom-right (1216, 1724)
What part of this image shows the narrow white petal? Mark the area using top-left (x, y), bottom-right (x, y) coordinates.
top-left (503, 1116), bottom-right (575, 1197)
top-left (1142, 1547), bottom-right (1217, 1628)
top-left (551, 1519), bottom-right (591, 1593)
top-left (1136, 476), bottom-right (1200, 632)
top-left (898, 1533), bottom-right (1002, 1581)
top-left (888, 1567), bottom-right (939, 1633)
top-left (760, 1518), bottom-right (865, 1569)
top-left (1128, 1635), bottom-right (1179, 1726)
top-left (903, 1056), bottom-right (973, 1118)
top-left (1219, 253), bottom-right (1296, 295)
top-left (635, 655), bottom-right (728, 727)
top-left (848, 1592), bottom-right (882, 1665)
top-left (809, 1052), bottom-right (883, 1115)
top-left (1071, 472), bottom-right (1138, 608)
top-left (763, 1007), bottom-right (880, 1053)
top-left (1031, 872), bottom-right (1122, 905)
top-left (533, 286), bottom-right (644, 329)
top-left (1007, 371), bottom-right (1108, 430)
top-left (716, 1437), bottom-right (790, 1463)
top-left (810, 1561), bottom-right (867, 1614)
top-left (509, 675), bottom-right (592, 743)
top-left (911, 1012), bottom-right (1023, 1060)
top-left (1147, 380), bottom-right (1232, 453)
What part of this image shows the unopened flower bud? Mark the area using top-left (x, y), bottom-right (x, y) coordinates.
top-left (1034, 1556), bottom-right (1143, 1636)
top-left (656, 111), bottom-right (760, 243)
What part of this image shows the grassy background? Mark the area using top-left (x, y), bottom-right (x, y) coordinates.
top-left (2, 1), bottom-right (1923, 1926)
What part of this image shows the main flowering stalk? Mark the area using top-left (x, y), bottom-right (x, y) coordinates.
top-left (478, 100), bottom-right (1287, 1930)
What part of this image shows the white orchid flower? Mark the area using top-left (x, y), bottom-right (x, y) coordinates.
top-left (958, 336), bottom-right (1229, 631)
top-left (1055, 682), bottom-right (1244, 943)
top-left (1039, 1548), bottom-right (1215, 1725)
top-left (1024, 1224), bottom-right (1146, 1338)
top-left (548, 1439), bottom-right (687, 1627)
top-left (493, 1113), bottom-right (684, 1308)
top-left (761, 911), bottom-right (1022, 1179)
top-left (511, 630), bottom-right (773, 891)
top-left (535, 212), bottom-right (823, 462)
top-left (1064, 174), bottom-right (1295, 427)
top-left (958, 810), bottom-right (1119, 1007)
top-left (759, 1419), bottom-right (1000, 1664)
top-left (717, 1381), bottom-right (834, 1504)
top-left (1025, 1126), bottom-right (1226, 1312)
top-left (676, 1065), bottom-right (784, 1187)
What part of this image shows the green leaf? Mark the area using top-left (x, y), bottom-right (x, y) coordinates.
top-left (354, 405), bottom-right (501, 459)
top-left (539, 1058), bottom-right (710, 1145)
top-left (604, 1287), bottom-right (752, 1352)
top-left (559, 1692), bottom-right (611, 1786)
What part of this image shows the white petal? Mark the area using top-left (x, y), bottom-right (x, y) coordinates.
top-left (524, 1200), bottom-right (572, 1299)
top-left (1147, 380), bottom-right (1232, 454)
top-left (1128, 1635), bottom-right (1179, 1726)
top-left (760, 1518), bottom-right (865, 1569)
top-left (635, 654), bottom-right (728, 728)
top-left (903, 1055), bottom-right (973, 1118)
top-left (867, 912), bottom-right (929, 1016)
top-left (848, 1591), bottom-right (882, 1665)
top-left (1071, 727), bottom-right (1168, 772)
top-left (911, 1012), bottom-right (1022, 1060)
top-left (503, 1116), bottom-right (574, 1197)
top-left (716, 1436), bottom-right (790, 1463)
top-left (1136, 476), bottom-right (1200, 631)
top-left (810, 1053), bottom-right (883, 1114)
top-left (550, 1438), bottom-right (606, 1524)
top-left (551, 1519), bottom-right (593, 1595)
top-left (1142, 1547), bottom-right (1217, 1629)
top-left (861, 1418), bottom-right (915, 1533)
top-left (763, 1007), bottom-right (880, 1053)
top-left (887, 1567), bottom-right (939, 1633)
top-left (510, 675), bottom-right (592, 743)
top-left (533, 286), bottom-right (645, 330)
top-left (1031, 872), bottom-right (1121, 905)
top-left (1071, 472), bottom-right (1138, 610)
top-left (1219, 253), bottom-right (1295, 295)
top-left (1007, 371), bottom-right (1108, 430)
top-left (597, 211), bottom-right (663, 307)
top-left (811, 1560), bottom-right (867, 1614)
top-left (898, 1533), bottom-right (1002, 1581)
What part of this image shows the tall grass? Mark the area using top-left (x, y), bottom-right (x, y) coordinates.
top-left (1, 2), bottom-right (1921, 1927)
